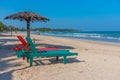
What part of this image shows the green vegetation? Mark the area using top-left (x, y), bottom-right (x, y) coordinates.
top-left (0, 21), bottom-right (8, 32)
top-left (33, 28), bottom-right (80, 32)
top-left (17, 27), bottom-right (80, 32)
top-left (0, 21), bottom-right (80, 32)
top-left (34, 28), bottom-right (52, 32)
top-left (0, 21), bottom-right (19, 33)
top-left (52, 28), bottom-right (80, 32)
top-left (18, 28), bottom-right (26, 31)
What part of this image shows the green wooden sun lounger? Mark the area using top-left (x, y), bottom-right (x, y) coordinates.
top-left (25, 37), bottom-right (78, 67)
top-left (14, 35), bottom-right (60, 59)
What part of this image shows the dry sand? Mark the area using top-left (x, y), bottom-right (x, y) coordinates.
top-left (0, 32), bottom-right (120, 80)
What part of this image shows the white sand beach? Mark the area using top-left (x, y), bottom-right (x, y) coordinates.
top-left (0, 32), bottom-right (120, 80)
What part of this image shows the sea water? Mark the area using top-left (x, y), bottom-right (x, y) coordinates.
top-left (34, 31), bottom-right (120, 43)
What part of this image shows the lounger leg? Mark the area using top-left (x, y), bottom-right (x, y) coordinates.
top-left (63, 56), bottom-right (67, 64)
top-left (27, 57), bottom-right (29, 63)
top-left (30, 57), bottom-right (33, 67)
top-left (56, 56), bottom-right (59, 61)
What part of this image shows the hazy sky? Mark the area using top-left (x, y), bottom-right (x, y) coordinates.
top-left (1, 0), bottom-right (120, 31)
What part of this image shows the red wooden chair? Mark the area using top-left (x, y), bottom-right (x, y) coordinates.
top-left (17, 35), bottom-right (60, 51)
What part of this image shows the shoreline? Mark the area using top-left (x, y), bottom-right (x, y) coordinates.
top-left (20, 31), bottom-right (120, 45)
top-left (39, 34), bottom-right (120, 47)
top-left (18, 32), bottom-right (120, 50)
top-left (37, 31), bottom-right (120, 44)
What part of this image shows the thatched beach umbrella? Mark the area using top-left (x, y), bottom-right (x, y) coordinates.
top-left (8, 25), bottom-right (15, 36)
top-left (5, 11), bottom-right (49, 37)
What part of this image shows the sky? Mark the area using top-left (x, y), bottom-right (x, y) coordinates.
top-left (1, 0), bottom-right (120, 31)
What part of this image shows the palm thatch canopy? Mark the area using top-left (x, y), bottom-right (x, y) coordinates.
top-left (8, 25), bottom-right (15, 36)
top-left (5, 11), bottom-right (50, 37)
top-left (5, 11), bottom-right (49, 22)
top-left (8, 25), bottom-right (15, 29)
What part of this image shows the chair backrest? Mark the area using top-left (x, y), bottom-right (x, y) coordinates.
top-left (13, 44), bottom-right (24, 51)
top-left (26, 37), bottom-right (37, 53)
top-left (13, 35), bottom-right (27, 51)
top-left (17, 35), bottom-right (27, 45)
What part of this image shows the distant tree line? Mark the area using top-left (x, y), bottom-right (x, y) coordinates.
top-left (18, 27), bottom-right (80, 32)
top-left (0, 21), bottom-right (19, 33)
top-left (52, 28), bottom-right (80, 32)
top-left (0, 21), bottom-right (80, 32)
top-left (0, 21), bottom-right (8, 32)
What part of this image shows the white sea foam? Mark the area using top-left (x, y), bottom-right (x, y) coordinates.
top-left (40, 31), bottom-right (120, 43)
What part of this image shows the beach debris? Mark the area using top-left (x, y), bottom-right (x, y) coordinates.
top-left (85, 48), bottom-right (88, 51)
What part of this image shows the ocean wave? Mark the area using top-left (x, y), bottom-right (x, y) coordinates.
top-left (39, 31), bottom-right (120, 43)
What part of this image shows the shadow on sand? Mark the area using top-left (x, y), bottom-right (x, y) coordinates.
top-left (0, 33), bottom-right (22, 80)
top-left (34, 57), bottom-right (84, 66)
top-left (36, 43), bottom-right (75, 49)
top-left (0, 33), bottom-right (18, 37)
top-left (0, 33), bottom-right (82, 80)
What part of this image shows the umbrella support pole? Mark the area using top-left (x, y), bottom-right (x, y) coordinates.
top-left (27, 21), bottom-right (30, 37)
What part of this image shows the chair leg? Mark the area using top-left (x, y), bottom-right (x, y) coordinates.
top-left (63, 56), bottom-right (67, 64)
top-left (30, 57), bottom-right (33, 67)
top-left (27, 57), bottom-right (29, 63)
top-left (56, 56), bottom-right (59, 61)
